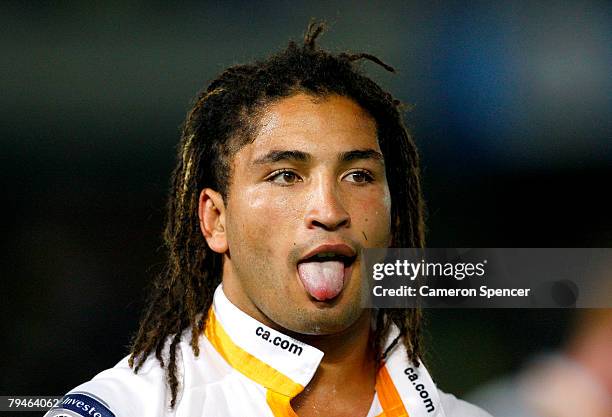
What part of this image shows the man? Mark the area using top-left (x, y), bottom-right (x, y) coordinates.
top-left (45, 23), bottom-right (490, 417)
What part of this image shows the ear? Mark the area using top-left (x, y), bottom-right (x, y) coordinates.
top-left (198, 188), bottom-right (228, 254)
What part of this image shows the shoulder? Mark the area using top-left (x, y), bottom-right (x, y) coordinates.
top-left (44, 352), bottom-right (177, 417)
top-left (438, 389), bottom-right (494, 417)
top-left (43, 326), bottom-right (241, 417)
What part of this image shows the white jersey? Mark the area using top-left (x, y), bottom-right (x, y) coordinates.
top-left (45, 285), bottom-right (491, 417)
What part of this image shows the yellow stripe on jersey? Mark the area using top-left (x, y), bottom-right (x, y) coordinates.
top-left (204, 308), bottom-right (304, 398)
top-left (266, 389), bottom-right (300, 417)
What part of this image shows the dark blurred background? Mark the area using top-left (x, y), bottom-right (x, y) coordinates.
top-left (1, 0), bottom-right (610, 412)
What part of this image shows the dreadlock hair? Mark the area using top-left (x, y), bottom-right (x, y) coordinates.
top-left (129, 21), bottom-right (425, 408)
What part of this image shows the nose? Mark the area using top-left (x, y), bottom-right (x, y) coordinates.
top-left (304, 178), bottom-right (351, 231)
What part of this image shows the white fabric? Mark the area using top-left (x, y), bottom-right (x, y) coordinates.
top-left (45, 284), bottom-right (491, 417)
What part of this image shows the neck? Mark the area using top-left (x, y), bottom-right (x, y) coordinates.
top-left (290, 310), bottom-right (377, 415)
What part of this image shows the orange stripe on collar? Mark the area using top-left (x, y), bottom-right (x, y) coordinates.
top-left (204, 308), bottom-right (304, 398)
top-left (376, 364), bottom-right (410, 417)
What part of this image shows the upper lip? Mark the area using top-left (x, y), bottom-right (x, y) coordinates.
top-left (298, 243), bottom-right (357, 263)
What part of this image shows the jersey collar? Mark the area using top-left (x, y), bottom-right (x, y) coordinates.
top-left (204, 284), bottom-right (444, 417)
top-left (206, 284), bottom-right (323, 396)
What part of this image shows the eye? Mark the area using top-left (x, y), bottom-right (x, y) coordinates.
top-left (344, 170), bottom-right (374, 184)
top-left (266, 170), bottom-right (302, 185)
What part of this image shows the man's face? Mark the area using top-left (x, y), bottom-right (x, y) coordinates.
top-left (221, 93), bottom-right (391, 335)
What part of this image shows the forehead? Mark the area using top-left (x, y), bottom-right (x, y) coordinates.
top-left (245, 93), bottom-right (379, 156)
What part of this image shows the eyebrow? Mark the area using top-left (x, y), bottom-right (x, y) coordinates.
top-left (252, 148), bottom-right (384, 165)
top-left (338, 149), bottom-right (384, 164)
top-left (253, 150), bottom-right (311, 165)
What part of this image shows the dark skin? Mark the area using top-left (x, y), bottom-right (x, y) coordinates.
top-left (290, 310), bottom-right (377, 417)
top-left (199, 94), bottom-right (391, 416)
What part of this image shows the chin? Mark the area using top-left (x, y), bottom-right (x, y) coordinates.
top-left (283, 302), bottom-right (363, 336)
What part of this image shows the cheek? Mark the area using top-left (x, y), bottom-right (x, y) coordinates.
top-left (229, 194), bottom-right (265, 242)
top-left (350, 188), bottom-right (391, 245)
top-left (227, 189), bottom-right (299, 255)
top-left (244, 190), bottom-right (300, 223)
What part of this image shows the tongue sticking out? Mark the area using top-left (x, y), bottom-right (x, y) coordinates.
top-left (298, 261), bottom-right (345, 301)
